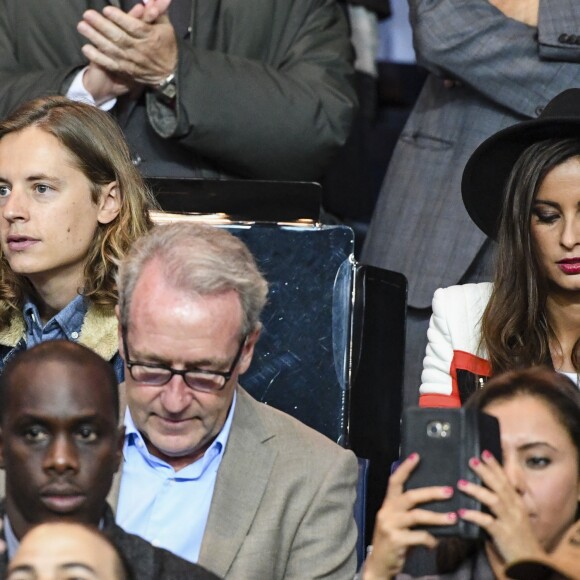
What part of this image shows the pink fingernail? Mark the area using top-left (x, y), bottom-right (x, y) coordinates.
top-left (482, 450), bottom-right (493, 460)
top-left (443, 486), bottom-right (454, 496)
top-left (469, 457), bottom-right (480, 467)
top-left (458, 509), bottom-right (467, 518)
top-left (457, 479), bottom-right (469, 488)
top-left (408, 452), bottom-right (418, 461)
top-left (447, 512), bottom-right (457, 521)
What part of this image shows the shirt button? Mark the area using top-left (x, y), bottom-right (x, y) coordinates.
top-left (71, 331), bottom-right (79, 340)
top-left (559, 33), bottom-right (570, 43)
top-left (136, 440), bottom-right (144, 448)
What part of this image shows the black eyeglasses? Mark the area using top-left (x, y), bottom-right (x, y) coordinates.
top-left (122, 329), bottom-right (247, 392)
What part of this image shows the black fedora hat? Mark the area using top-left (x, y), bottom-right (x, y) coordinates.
top-left (462, 88), bottom-right (580, 239)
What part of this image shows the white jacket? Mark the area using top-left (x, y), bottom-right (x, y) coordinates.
top-left (420, 283), bottom-right (493, 407)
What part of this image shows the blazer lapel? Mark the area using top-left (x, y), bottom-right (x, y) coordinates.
top-left (107, 380), bottom-right (127, 511)
top-left (108, 468), bottom-right (123, 511)
top-left (198, 388), bottom-right (276, 577)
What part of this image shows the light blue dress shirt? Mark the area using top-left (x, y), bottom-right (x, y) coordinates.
top-left (116, 391), bottom-right (237, 563)
top-left (4, 515), bottom-right (19, 560)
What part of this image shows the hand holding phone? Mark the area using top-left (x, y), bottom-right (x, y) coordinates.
top-left (454, 450), bottom-right (543, 564)
top-left (362, 452), bottom-right (456, 579)
top-left (401, 407), bottom-right (502, 539)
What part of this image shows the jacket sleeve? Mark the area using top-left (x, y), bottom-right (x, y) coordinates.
top-left (420, 286), bottom-right (459, 407)
top-left (0, 0), bottom-right (87, 117)
top-left (146, 0), bottom-right (357, 180)
top-left (408, 0), bottom-right (580, 118)
top-left (419, 284), bottom-right (492, 408)
top-left (538, 0), bottom-right (580, 62)
top-left (282, 448), bottom-right (358, 579)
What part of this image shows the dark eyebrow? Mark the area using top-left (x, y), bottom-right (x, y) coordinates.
top-left (12, 412), bottom-right (106, 430)
top-left (6, 563), bottom-right (37, 577)
top-left (532, 200), bottom-right (560, 209)
top-left (7, 561), bottom-right (99, 578)
top-left (26, 174), bottom-right (64, 186)
top-left (0, 174), bottom-right (65, 187)
top-left (130, 347), bottom-right (228, 370)
top-left (16, 411), bottom-right (101, 421)
top-left (519, 441), bottom-right (558, 453)
top-left (61, 562), bottom-right (98, 574)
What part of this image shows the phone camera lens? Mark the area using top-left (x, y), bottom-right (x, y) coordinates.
top-left (427, 422), bottom-right (442, 437)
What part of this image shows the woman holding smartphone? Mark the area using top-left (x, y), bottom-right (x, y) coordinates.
top-left (362, 366), bottom-right (580, 579)
top-left (420, 89), bottom-right (580, 407)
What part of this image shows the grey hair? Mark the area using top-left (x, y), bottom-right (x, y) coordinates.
top-left (117, 223), bottom-right (268, 337)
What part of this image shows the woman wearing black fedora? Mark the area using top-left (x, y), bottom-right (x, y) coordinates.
top-left (419, 89), bottom-right (580, 408)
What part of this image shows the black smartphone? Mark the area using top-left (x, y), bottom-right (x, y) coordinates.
top-left (401, 407), bottom-right (502, 539)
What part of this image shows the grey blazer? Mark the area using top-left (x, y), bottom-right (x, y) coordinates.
top-left (362, 0), bottom-right (580, 308)
top-left (110, 387), bottom-right (359, 580)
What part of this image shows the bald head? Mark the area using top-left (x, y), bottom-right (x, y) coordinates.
top-left (6, 522), bottom-right (129, 580)
top-left (0, 340), bottom-right (119, 422)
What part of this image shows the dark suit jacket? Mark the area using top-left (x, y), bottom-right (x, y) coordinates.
top-left (110, 387), bottom-right (359, 579)
top-left (362, 0), bottom-right (580, 308)
top-left (0, 502), bottom-right (219, 580)
top-left (0, 500), bottom-right (218, 580)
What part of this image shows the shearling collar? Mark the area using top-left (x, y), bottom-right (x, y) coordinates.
top-left (0, 302), bottom-right (118, 361)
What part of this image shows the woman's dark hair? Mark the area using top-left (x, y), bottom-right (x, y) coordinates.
top-left (437, 366), bottom-right (580, 573)
top-left (469, 366), bottom-right (580, 464)
top-left (481, 138), bottom-right (580, 374)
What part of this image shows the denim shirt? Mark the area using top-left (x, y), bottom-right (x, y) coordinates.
top-left (0, 295), bottom-right (123, 382)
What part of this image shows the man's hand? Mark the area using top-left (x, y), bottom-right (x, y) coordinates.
top-left (78, 0), bottom-right (177, 89)
top-left (82, 64), bottom-right (133, 105)
top-left (129, 0), bottom-right (173, 24)
top-left (488, 0), bottom-right (539, 27)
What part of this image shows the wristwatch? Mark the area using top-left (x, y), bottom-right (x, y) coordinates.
top-left (155, 71), bottom-right (177, 103)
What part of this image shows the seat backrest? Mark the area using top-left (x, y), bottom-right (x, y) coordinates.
top-left (349, 265), bottom-right (407, 546)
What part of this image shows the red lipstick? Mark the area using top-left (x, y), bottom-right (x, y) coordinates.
top-left (557, 258), bottom-right (580, 275)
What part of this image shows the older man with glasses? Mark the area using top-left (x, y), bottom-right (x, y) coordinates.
top-left (111, 222), bottom-right (358, 580)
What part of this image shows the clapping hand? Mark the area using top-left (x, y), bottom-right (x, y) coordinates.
top-left (78, 0), bottom-right (176, 103)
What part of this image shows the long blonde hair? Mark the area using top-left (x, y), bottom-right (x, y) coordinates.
top-left (0, 96), bottom-right (157, 325)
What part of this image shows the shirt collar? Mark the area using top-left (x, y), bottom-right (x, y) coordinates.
top-left (4, 515), bottom-right (18, 560)
top-left (123, 388), bottom-right (237, 475)
top-left (23, 293), bottom-right (87, 338)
